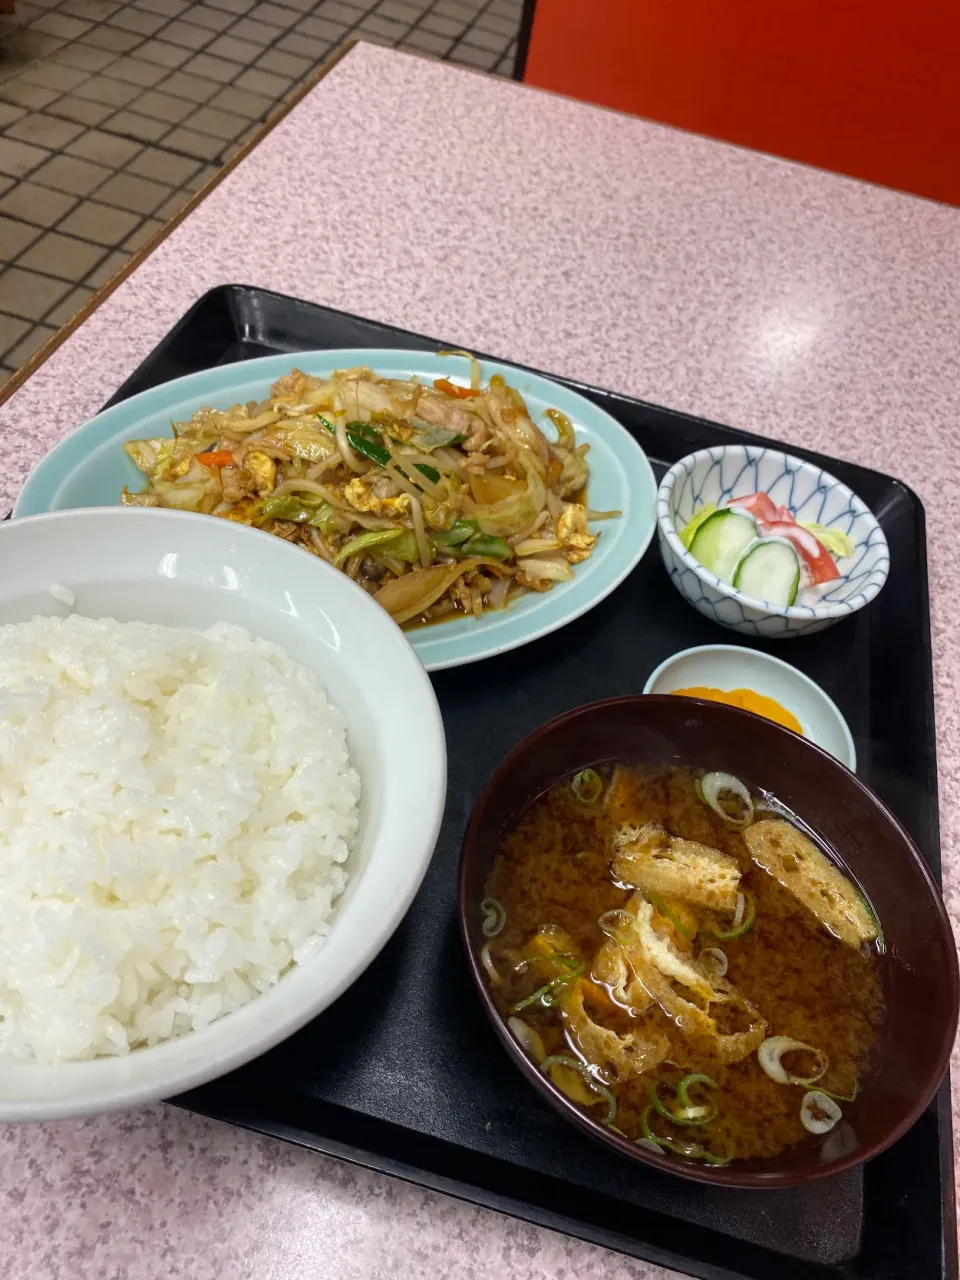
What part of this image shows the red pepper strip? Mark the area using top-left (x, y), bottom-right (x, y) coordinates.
top-left (197, 450), bottom-right (233, 468)
top-left (433, 377), bottom-right (479, 399)
top-left (762, 521), bottom-right (840, 583)
top-left (728, 492), bottom-right (779, 523)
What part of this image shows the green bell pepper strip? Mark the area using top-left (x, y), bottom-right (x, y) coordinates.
top-left (317, 414), bottom-right (441, 484)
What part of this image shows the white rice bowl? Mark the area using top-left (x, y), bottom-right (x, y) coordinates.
top-left (0, 615), bottom-right (360, 1064)
top-left (0, 507), bottom-right (445, 1120)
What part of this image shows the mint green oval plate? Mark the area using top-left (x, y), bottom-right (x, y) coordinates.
top-left (14, 349), bottom-right (656, 671)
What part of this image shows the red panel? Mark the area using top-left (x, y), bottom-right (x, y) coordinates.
top-left (523, 0), bottom-right (960, 205)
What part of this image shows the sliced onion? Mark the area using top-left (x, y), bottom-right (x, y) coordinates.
top-left (758, 1036), bottom-right (828, 1085)
top-left (699, 948), bottom-right (728, 977)
top-left (507, 1015), bottom-right (546, 1065)
top-left (800, 1090), bottom-right (842, 1135)
top-left (480, 898), bottom-right (506, 938)
top-left (480, 942), bottom-right (501, 985)
top-left (699, 772), bottom-right (754, 827)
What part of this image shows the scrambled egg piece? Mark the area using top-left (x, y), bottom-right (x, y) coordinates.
top-left (342, 478), bottom-right (411, 517)
top-left (245, 451), bottom-right (276, 496)
top-left (219, 498), bottom-right (260, 525)
top-left (557, 504), bottom-right (598, 563)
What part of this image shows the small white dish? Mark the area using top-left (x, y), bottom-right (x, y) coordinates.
top-left (0, 507), bottom-right (446, 1120)
top-left (656, 444), bottom-right (890, 639)
top-left (643, 644), bottom-right (857, 771)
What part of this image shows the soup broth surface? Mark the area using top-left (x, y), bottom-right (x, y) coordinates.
top-left (481, 765), bottom-right (884, 1166)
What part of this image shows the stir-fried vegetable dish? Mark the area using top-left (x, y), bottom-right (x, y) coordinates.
top-left (481, 765), bottom-right (884, 1166)
top-left (121, 356), bottom-right (618, 627)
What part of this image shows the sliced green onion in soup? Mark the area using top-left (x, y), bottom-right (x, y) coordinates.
top-left (540, 1055), bottom-right (617, 1125)
top-left (758, 1036), bottom-right (828, 1085)
top-left (571, 768), bottom-right (603, 804)
top-left (480, 898), bottom-right (506, 937)
top-left (707, 889), bottom-right (756, 940)
top-left (698, 772), bottom-right (754, 827)
top-left (800, 1090), bottom-right (842, 1134)
top-left (510, 960), bottom-right (584, 1012)
top-left (514, 951), bottom-right (580, 973)
top-left (510, 980), bottom-right (556, 1012)
top-left (677, 1074), bottom-right (718, 1112)
top-left (639, 1106), bottom-right (730, 1164)
top-left (649, 1078), bottom-right (718, 1126)
top-left (819, 1082), bottom-right (858, 1103)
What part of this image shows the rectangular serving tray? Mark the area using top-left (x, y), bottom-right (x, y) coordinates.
top-left (103, 285), bottom-right (956, 1280)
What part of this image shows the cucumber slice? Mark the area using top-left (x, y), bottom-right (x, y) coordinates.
top-left (688, 509), bottom-right (757, 582)
top-left (732, 538), bottom-right (801, 606)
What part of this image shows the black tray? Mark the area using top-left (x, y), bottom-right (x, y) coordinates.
top-left (106, 285), bottom-right (956, 1280)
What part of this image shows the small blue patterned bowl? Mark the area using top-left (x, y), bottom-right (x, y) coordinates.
top-left (656, 445), bottom-right (890, 638)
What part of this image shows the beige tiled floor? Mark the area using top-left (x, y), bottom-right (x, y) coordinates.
top-left (0, 0), bottom-right (522, 384)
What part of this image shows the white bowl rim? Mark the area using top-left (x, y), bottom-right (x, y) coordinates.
top-left (656, 446), bottom-right (890, 620)
top-left (0, 507), bottom-right (447, 1119)
top-left (642, 643), bottom-right (857, 771)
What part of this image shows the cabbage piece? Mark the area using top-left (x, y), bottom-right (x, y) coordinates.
top-left (257, 495), bottom-right (336, 528)
top-left (798, 522), bottom-right (856, 559)
top-left (124, 436), bottom-right (198, 481)
top-left (334, 528), bottom-right (407, 567)
top-left (408, 422), bottom-right (466, 451)
top-left (468, 457), bottom-right (546, 537)
top-left (257, 423), bottom-right (338, 462)
top-left (152, 456), bottom-right (222, 513)
top-left (371, 530), bottom-right (419, 563)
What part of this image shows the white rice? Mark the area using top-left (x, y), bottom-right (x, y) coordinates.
top-left (0, 615), bottom-right (360, 1064)
top-left (47, 583), bottom-right (75, 607)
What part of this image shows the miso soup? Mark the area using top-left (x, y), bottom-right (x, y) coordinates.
top-left (478, 765), bottom-right (884, 1167)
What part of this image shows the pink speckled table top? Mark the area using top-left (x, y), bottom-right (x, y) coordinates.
top-left (2, 40), bottom-right (959, 1280)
